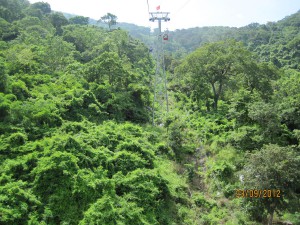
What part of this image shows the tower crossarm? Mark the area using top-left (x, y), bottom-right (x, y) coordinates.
top-left (149, 12), bottom-right (170, 22)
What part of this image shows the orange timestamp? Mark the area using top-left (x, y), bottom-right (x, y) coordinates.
top-left (235, 189), bottom-right (281, 198)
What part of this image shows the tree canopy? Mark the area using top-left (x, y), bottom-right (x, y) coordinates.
top-left (98, 13), bottom-right (117, 30)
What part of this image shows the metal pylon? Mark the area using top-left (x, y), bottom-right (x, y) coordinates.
top-left (149, 12), bottom-right (170, 125)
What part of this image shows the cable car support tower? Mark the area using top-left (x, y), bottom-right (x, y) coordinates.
top-left (149, 11), bottom-right (170, 125)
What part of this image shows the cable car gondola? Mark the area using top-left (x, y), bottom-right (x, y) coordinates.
top-left (163, 33), bottom-right (168, 41)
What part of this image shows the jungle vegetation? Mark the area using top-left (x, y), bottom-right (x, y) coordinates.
top-left (0, 1), bottom-right (299, 224)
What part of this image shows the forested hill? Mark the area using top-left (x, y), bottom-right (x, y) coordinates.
top-left (163, 10), bottom-right (300, 68)
top-left (65, 9), bottom-right (300, 71)
top-left (1, 1), bottom-right (300, 225)
top-left (63, 12), bottom-right (151, 42)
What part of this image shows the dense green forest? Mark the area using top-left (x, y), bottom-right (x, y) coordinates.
top-left (0, 1), bottom-right (299, 224)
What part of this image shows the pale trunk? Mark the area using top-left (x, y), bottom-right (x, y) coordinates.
top-left (268, 209), bottom-right (274, 225)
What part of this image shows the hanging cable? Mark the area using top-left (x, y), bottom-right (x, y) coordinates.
top-left (146, 0), bottom-right (150, 14)
top-left (146, 0), bottom-right (170, 124)
top-left (146, 0), bottom-right (153, 48)
top-left (173, 0), bottom-right (193, 16)
top-left (161, 43), bottom-right (169, 113)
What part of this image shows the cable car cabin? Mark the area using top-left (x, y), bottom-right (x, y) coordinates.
top-left (163, 33), bottom-right (168, 41)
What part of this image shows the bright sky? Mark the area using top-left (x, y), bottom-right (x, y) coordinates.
top-left (28, 0), bottom-right (300, 31)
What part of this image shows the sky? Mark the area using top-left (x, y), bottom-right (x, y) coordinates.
top-left (28, 0), bottom-right (300, 31)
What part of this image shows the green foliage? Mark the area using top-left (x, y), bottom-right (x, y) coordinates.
top-left (30, 2), bottom-right (51, 15)
top-left (69, 16), bottom-right (89, 25)
top-left (0, 93), bottom-right (13, 122)
top-left (24, 2), bottom-right (51, 19)
top-left (62, 24), bottom-right (105, 54)
top-left (161, 11), bottom-right (300, 71)
top-left (15, 15), bottom-right (54, 38)
top-left (5, 43), bottom-right (39, 74)
top-left (0, 175), bottom-right (41, 225)
top-left (48, 12), bottom-right (69, 35)
top-left (275, 69), bottom-right (300, 131)
top-left (0, 56), bottom-right (8, 92)
top-left (0, 0), bottom-right (29, 22)
top-left (176, 39), bottom-right (272, 111)
top-left (10, 80), bottom-right (30, 100)
top-left (42, 36), bottom-right (77, 72)
top-left (241, 144), bottom-right (300, 223)
top-left (167, 119), bottom-right (186, 159)
top-left (206, 146), bottom-right (242, 196)
top-left (85, 51), bottom-right (126, 86)
top-left (109, 151), bottom-right (148, 175)
top-left (80, 193), bottom-right (151, 225)
top-left (8, 132), bottom-right (27, 146)
top-left (1, 1), bottom-right (300, 224)
top-left (193, 193), bottom-right (215, 209)
top-left (99, 13), bottom-right (117, 30)
top-left (114, 169), bottom-right (171, 224)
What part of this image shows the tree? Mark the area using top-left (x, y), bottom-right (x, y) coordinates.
top-left (0, 0), bottom-right (30, 22)
top-left (98, 13), bottom-right (117, 30)
top-left (42, 36), bottom-right (76, 72)
top-left (275, 69), bottom-right (300, 131)
top-left (241, 144), bottom-right (300, 225)
top-left (31, 2), bottom-right (51, 14)
top-left (48, 12), bottom-right (69, 35)
top-left (62, 24), bottom-right (106, 53)
top-left (176, 40), bottom-right (251, 111)
top-left (176, 40), bottom-right (279, 111)
top-left (5, 43), bottom-right (39, 74)
top-left (85, 51), bottom-right (126, 87)
top-left (24, 2), bottom-right (51, 19)
top-left (0, 57), bottom-right (8, 92)
top-left (69, 16), bottom-right (89, 25)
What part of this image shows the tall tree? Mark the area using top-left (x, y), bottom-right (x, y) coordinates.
top-left (98, 13), bottom-right (117, 30)
top-left (176, 40), bottom-right (278, 111)
top-left (48, 12), bottom-right (69, 35)
top-left (31, 2), bottom-right (51, 14)
top-left (176, 40), bottom-right (251, 110)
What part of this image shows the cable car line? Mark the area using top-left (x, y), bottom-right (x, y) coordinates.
top-left (173, 0), bottom-right (193, 16)
top-left (146, 0), bottom-right (150, 14)
top-left (147, 1), bottom-right (170, 125)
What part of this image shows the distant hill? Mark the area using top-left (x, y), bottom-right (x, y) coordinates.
top-left (162, 10), bottom-right (300, 70)
top-left (63, 12), bottom-right (151, 43)
top-left (63, 10), bottom-right (300, 70)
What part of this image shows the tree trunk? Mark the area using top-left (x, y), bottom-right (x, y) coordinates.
top-left (213, 95), bottom-right (218, 111)
top-left (205, 100), bottom-right (210, 112)
top-left (268, 209), bottom-right (274, 225)
top-left (211, 83), bottom-right (218, 110)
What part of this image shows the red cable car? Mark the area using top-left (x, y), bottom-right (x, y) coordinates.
top-left (163, 33), bottom-right (168, 41)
